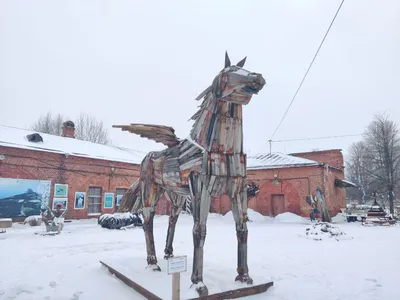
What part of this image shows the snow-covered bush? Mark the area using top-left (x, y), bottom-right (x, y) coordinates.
top-left (305, 221), bottom-right (351, 241)
top-left (98, 212), bottom-right (143, 229)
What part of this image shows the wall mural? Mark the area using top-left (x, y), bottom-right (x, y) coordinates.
top-left (0, 178), bottom-right (51, 218)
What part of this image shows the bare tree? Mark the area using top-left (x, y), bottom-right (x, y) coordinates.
top-left (31, 112), bottom-right (64, 136)
top-left (31, 112), bottom-right (110, 145)
top-left (74, 112), bottom-right (109, 145)
top-left (364, 113), bottom-right (400, 214)
top-left (345, 141), bottom-right (376, 203)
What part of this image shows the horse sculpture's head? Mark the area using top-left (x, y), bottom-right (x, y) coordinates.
top-left (199, 52), bottom-right (266, 105)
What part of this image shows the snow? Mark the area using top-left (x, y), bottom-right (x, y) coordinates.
top-left (247, 152), bottom-right (320, 170)
top-left (1, 215), bottom-right (399, 300)
top-left (223, 208), bottom-right (266, 222)
top-left (332, 212), bottom-right (348, 223)
top-left (24, 215), bottom-right (42, 222)
top-left (23, 215), bottom-right (42, 226)
top-left (340, 179), bottom-right (359, 187)
top-left (0, 218), bottom-right (12, 222)
top-left (0, 125), bottom-right (145, 164)
top-left (274, 212), bottom-right (309, 223)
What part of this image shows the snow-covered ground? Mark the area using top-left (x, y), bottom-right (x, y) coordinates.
top-left (0, 211), bottom-right (399, 300)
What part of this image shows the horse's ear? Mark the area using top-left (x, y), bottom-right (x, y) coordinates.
top-left (236, 56), bottom-right (247, 67)
top-left (225, 51), bottom-right (231, 68)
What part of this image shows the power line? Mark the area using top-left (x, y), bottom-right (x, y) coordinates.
top-left (269, 0), bottom-right (345, 141)
top-left (273, 133), bottom-right (362, 143)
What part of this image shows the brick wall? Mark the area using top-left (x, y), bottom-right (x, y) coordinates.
top-left (0, 146), bottom-right (140, 219)
top-left (1, 146), bottom-right (347, 219)
top-left (291, 149), bottom-right (344, 170)
top-left (212, 161), bottom-right (346, 218)
top-left (246, 165), bottom-right (325, 217)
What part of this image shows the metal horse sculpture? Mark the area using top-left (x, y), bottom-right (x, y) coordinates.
top-left (115, 52), bottom-right (266, 296)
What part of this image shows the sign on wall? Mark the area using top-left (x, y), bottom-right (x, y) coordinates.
top-left (54, 184), bottom-right (68, 197)
top-left (0, 178), bottom-right (51, 218)
top-left (116, 194), bottom-right (123, 207)
top-left (74, 192), bottom-right (86, 209)
top-left (104, 193), bottom-right (114, 209)
top-left (52, 198), bottom-right (68, 210)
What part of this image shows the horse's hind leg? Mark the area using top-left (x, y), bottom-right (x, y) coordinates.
top-left (164, 192), bottom-right (186, 259)
top-left (142, 182), bottom-right (162, 271)
top-left (230, 180), bottom-right (253, 284)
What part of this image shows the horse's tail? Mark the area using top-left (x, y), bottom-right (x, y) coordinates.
top-left (117, 180), bottom-right (143, 213)
top-left (112, 124), bottom-right (180, 148)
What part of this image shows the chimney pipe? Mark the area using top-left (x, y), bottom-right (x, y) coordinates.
top-left (62, 121), bottom-right (75, 138)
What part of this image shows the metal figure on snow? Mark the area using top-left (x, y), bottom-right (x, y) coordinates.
top-left (115, 52), bottom-right (266, 296)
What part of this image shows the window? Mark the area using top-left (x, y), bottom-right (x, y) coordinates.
top-left (88, 187), bottom-right (102, 215)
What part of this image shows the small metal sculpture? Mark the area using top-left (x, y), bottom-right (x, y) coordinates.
top-left (41, 203), bottom-right (67, 234)
top-left (115, 52), bottom-right (266, 296)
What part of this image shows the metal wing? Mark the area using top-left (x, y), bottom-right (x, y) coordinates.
top-left (112, 124), bottom-right (180, 147)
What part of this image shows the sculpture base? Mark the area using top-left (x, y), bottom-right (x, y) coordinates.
top-left (100, 258), bottom-right (273, 299)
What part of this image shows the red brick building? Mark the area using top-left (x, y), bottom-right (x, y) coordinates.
top-left (0, 122), bottom-right (143, 220)
top-left (211, 150), bottom-right (351, 218)
top-left (0, 122), bottom-right (350, 220)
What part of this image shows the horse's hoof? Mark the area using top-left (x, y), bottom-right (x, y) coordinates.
top-left (235, 274), bottom-right (253, 284)
top-left (147, 264), bottom-right (161, 271)
top-left (196, 285), bottom-right (209, 297)
top-left (164, 254), bottom-right (174, 260)
top-left (190, 282), bottom-right (208, 297)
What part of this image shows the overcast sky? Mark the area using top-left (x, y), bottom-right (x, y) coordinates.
top-left (1, 0), bottom-right (399, 160)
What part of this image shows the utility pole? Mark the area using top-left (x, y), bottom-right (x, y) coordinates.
top-left (268, 140), bottom-right (272, 154)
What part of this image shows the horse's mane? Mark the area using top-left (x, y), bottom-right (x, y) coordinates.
top-left (189, 90), bottom-right (212, 122)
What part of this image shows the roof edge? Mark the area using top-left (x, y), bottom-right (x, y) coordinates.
top-left (0, 142), bottom-right (142, 165)
top-left (247, 162), bottom-right (320, 170)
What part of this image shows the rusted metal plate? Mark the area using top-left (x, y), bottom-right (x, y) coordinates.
top-left (187, 282), bottom-right (274, 300)
top-left (100, 261), bottom-right (162, 300)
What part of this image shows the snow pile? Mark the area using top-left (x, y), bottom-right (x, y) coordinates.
top-left (332, 213), bottom-right (347, 223)
top-left (23, 215), bottom-right (42, 226)
top-left (223, 209), bottom-right (266, 222)
top-left (305, 222), bottom-right (351, 241)
top-left (274, 212), bottom-right (308, 224)
top-left (346, 204), bottom-right (371, 210)
top-left (247, 209), bottom-right (266, 222)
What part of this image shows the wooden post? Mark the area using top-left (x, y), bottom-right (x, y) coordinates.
top-left (167, 256), bottom-right (187, 300)
top-left (172, 272), bottom-right (180, 300)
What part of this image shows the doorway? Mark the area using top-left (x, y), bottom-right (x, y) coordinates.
top-left (271, 194), bottom-right (285, 216)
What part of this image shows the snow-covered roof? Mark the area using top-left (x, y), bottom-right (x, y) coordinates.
top-left (247, 152), bottom-right (320, 170)
top-left (0, 125), bottom-right (145, 164)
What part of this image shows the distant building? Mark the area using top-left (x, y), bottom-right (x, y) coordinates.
top-left (0, 122), bottom-right (354, 220)
top-left (211, 150), bottom-right (355, 218)
top-left (0, 122), bottom-right (143, 220)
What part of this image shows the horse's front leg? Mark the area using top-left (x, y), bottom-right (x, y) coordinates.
top-left (164, 194), bottom-right (185, 259)
top-left (189, 173), bottom-right (211, 297)
top-left (142, 183), bottom-right (162, 271)
top-left (230, 182), bottom-right (253, 284)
